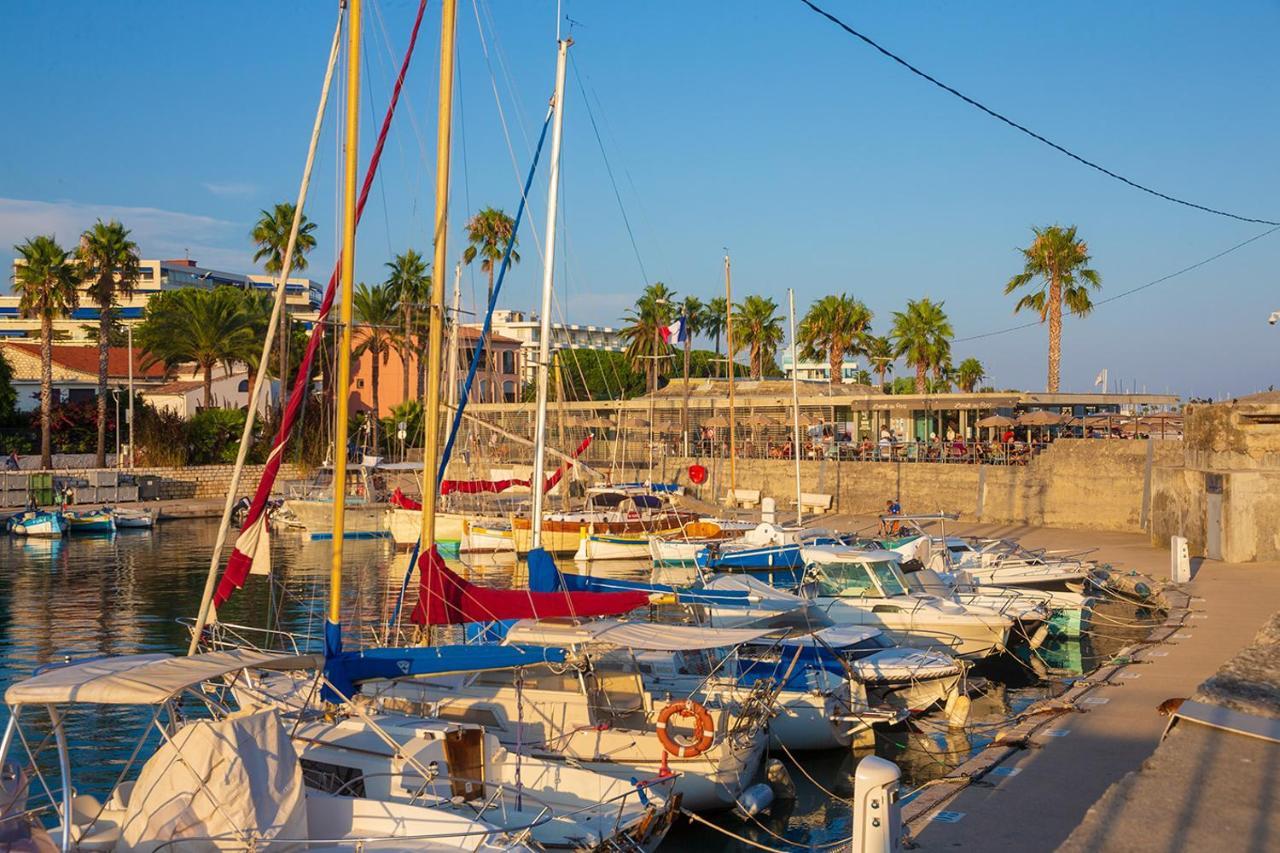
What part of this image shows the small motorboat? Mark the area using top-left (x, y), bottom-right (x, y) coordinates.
top-left (6, 509), bottom-right (67, 538)
top-left (65, 507), bottom-right (117, 534)
top-left (114, 507), bottom-right (158, 529)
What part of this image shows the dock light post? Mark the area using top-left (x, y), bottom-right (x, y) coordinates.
top-left (112, 389), bottom-right (121, 470)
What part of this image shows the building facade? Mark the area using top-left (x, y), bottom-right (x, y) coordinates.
top-left (477, 309), bottom-right (625, 383)
top-left (1, 257), bottom-right (321, 342)
top-left (780, 355), bottom-right (862, 383)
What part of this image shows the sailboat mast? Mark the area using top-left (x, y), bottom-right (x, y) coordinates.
top-left (530, 37), bottom-right (572, 549)
top-left (446, 262), bottom-right (461, 406)
top-left (724, 253), bottom-right (737, 497)
top-left (328, 0), bottom-right (363, 648)
top-left (420, 0), bottom-right (459, 552)
top-left (788, 287), bottom-right (802, 524)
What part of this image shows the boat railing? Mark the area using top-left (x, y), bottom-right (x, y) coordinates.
top-left (178, 616), bottom-right (320, 656)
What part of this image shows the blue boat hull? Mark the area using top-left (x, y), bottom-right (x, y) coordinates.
top-left (695, 543), bottom-right (802, 570)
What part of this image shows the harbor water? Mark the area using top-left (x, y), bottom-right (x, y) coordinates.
top-left (0, 518), bottom-right (1157, 850)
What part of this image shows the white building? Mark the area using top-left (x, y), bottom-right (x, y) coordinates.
top-left (475, 309), bottom-right (625, 383)
top-left (780, 355), bottom-right (861, 383)
top-left (1, 257), bottom-right (320, 342)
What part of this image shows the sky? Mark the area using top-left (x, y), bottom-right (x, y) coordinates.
top-left (2, 0), bottom-right (1278, 398)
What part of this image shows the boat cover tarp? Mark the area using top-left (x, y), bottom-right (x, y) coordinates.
top-left (5, 650), bottom-right (322, 706)
top-left (120, 709), bottom-right (307, 853)
top-left (504, 618), bottom-right (775, 651)
top-left (409, 547), bottom-right (649, 627)
top-left (527, 554), bottom-right (755, 607)
top-left (212, 0), bottom-right (431, 611)
top-left (335, 644), bottom-right (566, 685)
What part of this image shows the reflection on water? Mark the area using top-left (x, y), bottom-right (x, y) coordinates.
top-left (0, 519), bottom-right (1157, 851)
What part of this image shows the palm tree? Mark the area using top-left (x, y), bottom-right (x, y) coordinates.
top-left (675, 295), bottom-right (706, 437)
top-left (78, 219), bottom-right (140, 467)
top-left (797, 294), bottom-right (873, 385)
top-left (1005, 224), bottom-right (1102, 392)
top-left (135, 287), bottom-right (258, 409)
top-left (620, 283), bottom-right (677, 393)
top-left (864, 334), bottom-right (895, 391)
top-left (12, 236), bottom-right (81, 467)
top-left (955, 357), bottom-right (986, 393)
top-left (251, 202), bottom-right (318, 413)
top-left (384, 249), bottom-right (431, 402)
top-left (462, 207), bottom-right (519, 309)
top-left (352, 282), bottom-right (402, 453)
top-left (702, 296), bottom-right (727, 378)
top-left (733, 295), bottom-right (784, 379)
top-left (890, 298), bottom-right (953, 393)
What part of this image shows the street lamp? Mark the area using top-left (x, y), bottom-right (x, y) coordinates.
top-left (111, 388), bottom-right (121, 470)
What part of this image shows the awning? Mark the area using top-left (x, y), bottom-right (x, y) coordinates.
top-left (6, 649), bottom-right (323, 706)
top-left (779, 625), bottom-right (882, 648)
top-left (503, 618), bottom-right (775, 651)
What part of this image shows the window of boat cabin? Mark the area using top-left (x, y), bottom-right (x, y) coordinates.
top-left (867, 561), bottom-right (909, 596)
top-left (472, 664), bottom-right (582, 692)
top-left (814, 561), bottom-right (877, 597)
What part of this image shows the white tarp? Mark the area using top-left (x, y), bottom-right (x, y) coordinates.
top-left (5, 650), bottom-right (323, 706)
top-left (119, 709), bottom-right (308, 852)
top-left (504, 618), bottom-right (774, 651)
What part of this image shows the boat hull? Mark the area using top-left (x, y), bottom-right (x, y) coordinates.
top-left (8, 512), bottom-right (66, 538)
top-left (283, 499), bottom-right (387, 536)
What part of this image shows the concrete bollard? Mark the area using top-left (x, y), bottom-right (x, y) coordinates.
top-left (1170, 535), bottom-right (1190, 583)
top-left (761, 496), bottom-right (776, 524)
top-left (852, 755), bottom-right (901, 852)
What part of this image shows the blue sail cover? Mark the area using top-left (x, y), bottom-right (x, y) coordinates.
top-left (326, 644), bottom-right (567, 697)
top-left (527, 547), bottom-right (756, 607)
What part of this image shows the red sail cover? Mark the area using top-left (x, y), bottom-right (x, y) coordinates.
top-left (409, 547), bottom-right (649, 626)
top-left (213, 0), bottom-right (430, 611)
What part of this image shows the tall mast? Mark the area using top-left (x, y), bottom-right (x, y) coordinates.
top-left (530, 37), bottom-right (572, 549)
top-left (724, 253), bottom-right (737, 498)
top-left (788, 288), bottom-right (802, 524)
top-left (327, 0), bottom-right (363, 656)
top-left (420, 0), bottom-right (459, 554)
top-left (446, 262), bottom-right (461, 406)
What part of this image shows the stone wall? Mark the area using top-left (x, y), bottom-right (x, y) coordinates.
top-left (598, 439), bottom-right (1180, 535)
top-left (37, 462), bottom-right (308, 501)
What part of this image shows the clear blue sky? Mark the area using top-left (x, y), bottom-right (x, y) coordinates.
top-left (3, 0), bottom-right (1278, 397)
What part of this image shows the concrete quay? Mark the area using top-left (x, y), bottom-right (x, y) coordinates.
top-left (840, 515), bottom-right (1280, 852)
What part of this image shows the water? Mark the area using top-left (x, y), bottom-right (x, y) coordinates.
top-left (0, 519), bottom-right (1156, 850)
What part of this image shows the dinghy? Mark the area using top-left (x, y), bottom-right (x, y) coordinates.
top-left (6, 509), bottom-right (66, 538)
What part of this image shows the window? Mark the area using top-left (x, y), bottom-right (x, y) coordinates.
top-left (356, 378), bottom-right (365, 389)
top-left (501, 350), bottom-right (515, 374)
top-left (68, 388), bottom-right (95, 404)
top-left (867, 561), bottom-right (908, 596)
top-left (503, 380), bottom-right (516, 402)
top-left (237, 379), bottom-right (249, 393)
top-left (815, 561), bottom-right (878, 598)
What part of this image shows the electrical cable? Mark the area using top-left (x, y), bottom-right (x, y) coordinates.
top-left (796, 0), bottom-right (1280, 226)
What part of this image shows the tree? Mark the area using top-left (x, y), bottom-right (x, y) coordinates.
top-left (251, 202), bottom-right (318, 413)
top-left (0, 349), bottom-right (17, 426)
top-left (462, 207), bottom-right (519, 310)
top-left (864, 334), bottom-right (894, 391)
top-left (78, 219), bottom-right (141, 467)
top-left (955, 357), bottom-right (986, 393)
top-left (559, 349), bottom-right (646, 400)
top-left (384, 249), bottom-right (431, 402)
top-left (1005, 224), bottom-right (1101, 392)
top-left (733, 295), bottom-right (784, 379)
top-left (704, 297), bottom-right (728, 356)
top-left (12, 236), bottom-right (81, 467)
top-left (890, 298), bottom-right (953, 393)
top-left (351, 282), bottom-right (401, 453)
top-left (797, 294), bottom-right (873, 385)
top-left (675, 295), bottom-right (706, 437)
top-left (135, 287), bottom-right (258, 409)
top-left (620, 283), bottom-right (677, 393)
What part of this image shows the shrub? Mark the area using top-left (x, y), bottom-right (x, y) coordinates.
top-left (186, 408), bottom-right (249, 465)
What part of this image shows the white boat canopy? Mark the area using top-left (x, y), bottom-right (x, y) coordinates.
top-left (6, 649), bottom-right (323, 706)
top-left (778, 625), bottom-right (883, 648)
top-left (504, 618), bottom-right (775, 651)
top-left (801, 545), bottom-right (903, 565)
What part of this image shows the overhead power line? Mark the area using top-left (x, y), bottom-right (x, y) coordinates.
top-left (796, 0), bottom-right (1280, 227)
top-left (955, 224), bottom-right (1280, 342)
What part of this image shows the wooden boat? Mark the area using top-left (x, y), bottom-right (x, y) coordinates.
top-left (114, 507), bottom-right (157, 529)
top-left (65, 508), bottom-right (116, 534)
top-left (6, 509), bottom-right (66, 538)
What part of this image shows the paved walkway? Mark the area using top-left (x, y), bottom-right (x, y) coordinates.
top-left (837, 518), bottom-right (1280, 851)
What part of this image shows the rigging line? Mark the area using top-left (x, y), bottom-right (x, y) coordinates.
top-left (795, 0), bottom-right (1280, 227)
top-left (362, 31), bottom-right (394, 260)
top-left (954, 223), bottom-right (1280, 342)
top-left (569, 52), bottom-right (649, 285)
top-left (370, 0), bottom-right (418, 230)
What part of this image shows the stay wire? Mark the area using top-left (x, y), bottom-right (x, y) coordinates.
top-left (955, 223), bottom-right (1280, 342)
top-left (795, 0), bottom-right (1280, 227)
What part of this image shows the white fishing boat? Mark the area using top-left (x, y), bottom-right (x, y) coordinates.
top-left (801, 546), bottom-right (1015, 659)
top-left (113, 507), bottom-right (157, 529)
top-left (0, 650), bottom-right (530, 852)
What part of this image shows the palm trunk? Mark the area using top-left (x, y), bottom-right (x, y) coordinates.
top-left (202, 363), bottom-right (213, 409)
top-left (370, 350), bottom-right (381, 454)
top-left (915, 363), bottom-right (927, 394)
top-left (1047, 276), bottom-right (1062, 392)
top-left (96, 307), bottom-right (109, 467)
top-left (829, 345), bottom-right (842, 386)
top-left (40, 314), bottom-right (53, 469)
top-left (486, 267), bottom-right (495, 314)
top-left (416, 337), bottom-right (426, 400)
top-left (877, 366), bottom-right (887, 392)
top-left (401, 303), bottom-right (411, 403)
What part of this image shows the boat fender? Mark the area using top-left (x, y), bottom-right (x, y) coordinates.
top-left (655, 699), bottom-right (715, 758)
top-left (734, 782), bottom-right (775, 819)
top-left (765, 758), bottom-right (796, 801)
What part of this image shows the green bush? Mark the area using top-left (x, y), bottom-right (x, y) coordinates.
top-left (133, 404), bottom-right (189, 466)
top-left (186, 408), bottom-right (248, 465)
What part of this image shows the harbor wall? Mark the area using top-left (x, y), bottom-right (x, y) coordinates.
top-left (32, 462), bottom-right (307, 502)
top-left (612, 439), bottom-right (1182, 534)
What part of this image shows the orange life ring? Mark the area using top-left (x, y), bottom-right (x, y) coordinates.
top-left (655, 699), bottom-right (715, 758)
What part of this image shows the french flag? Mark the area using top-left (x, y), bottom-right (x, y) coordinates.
top-left (660, 316), bottom-right (687, 344)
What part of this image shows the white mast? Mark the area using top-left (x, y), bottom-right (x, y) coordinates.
top-left (787, 288), bottom-right (803, 525)
top-left (530, 37), bottom-right (572, 549)
top-left (126, 323), bottom-right (134, 468)
top-left (446, 262), bottom-right (462, 407)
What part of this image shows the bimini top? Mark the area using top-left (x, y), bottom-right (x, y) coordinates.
top-left (504, 618), bottom-right (775, 652)
top-left (801, 545), bottom-right (903, 565)
top-left (778, 625), bottom-right (882, 648)
top-left (6, 649), bottom-right (323, 706)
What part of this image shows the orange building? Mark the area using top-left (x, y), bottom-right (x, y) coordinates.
top-left (350, 327), bottom-right (524, 417)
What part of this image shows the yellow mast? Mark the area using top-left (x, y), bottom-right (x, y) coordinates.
top-left (724, 253), bottom-right (737, 497)
top-left (419, 0), bottom-right (458, 557)
top-left (328, 0), bottom-right (363, 637)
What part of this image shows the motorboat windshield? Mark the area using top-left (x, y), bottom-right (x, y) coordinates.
top-left (814, 558), bottom-right (910, 598)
